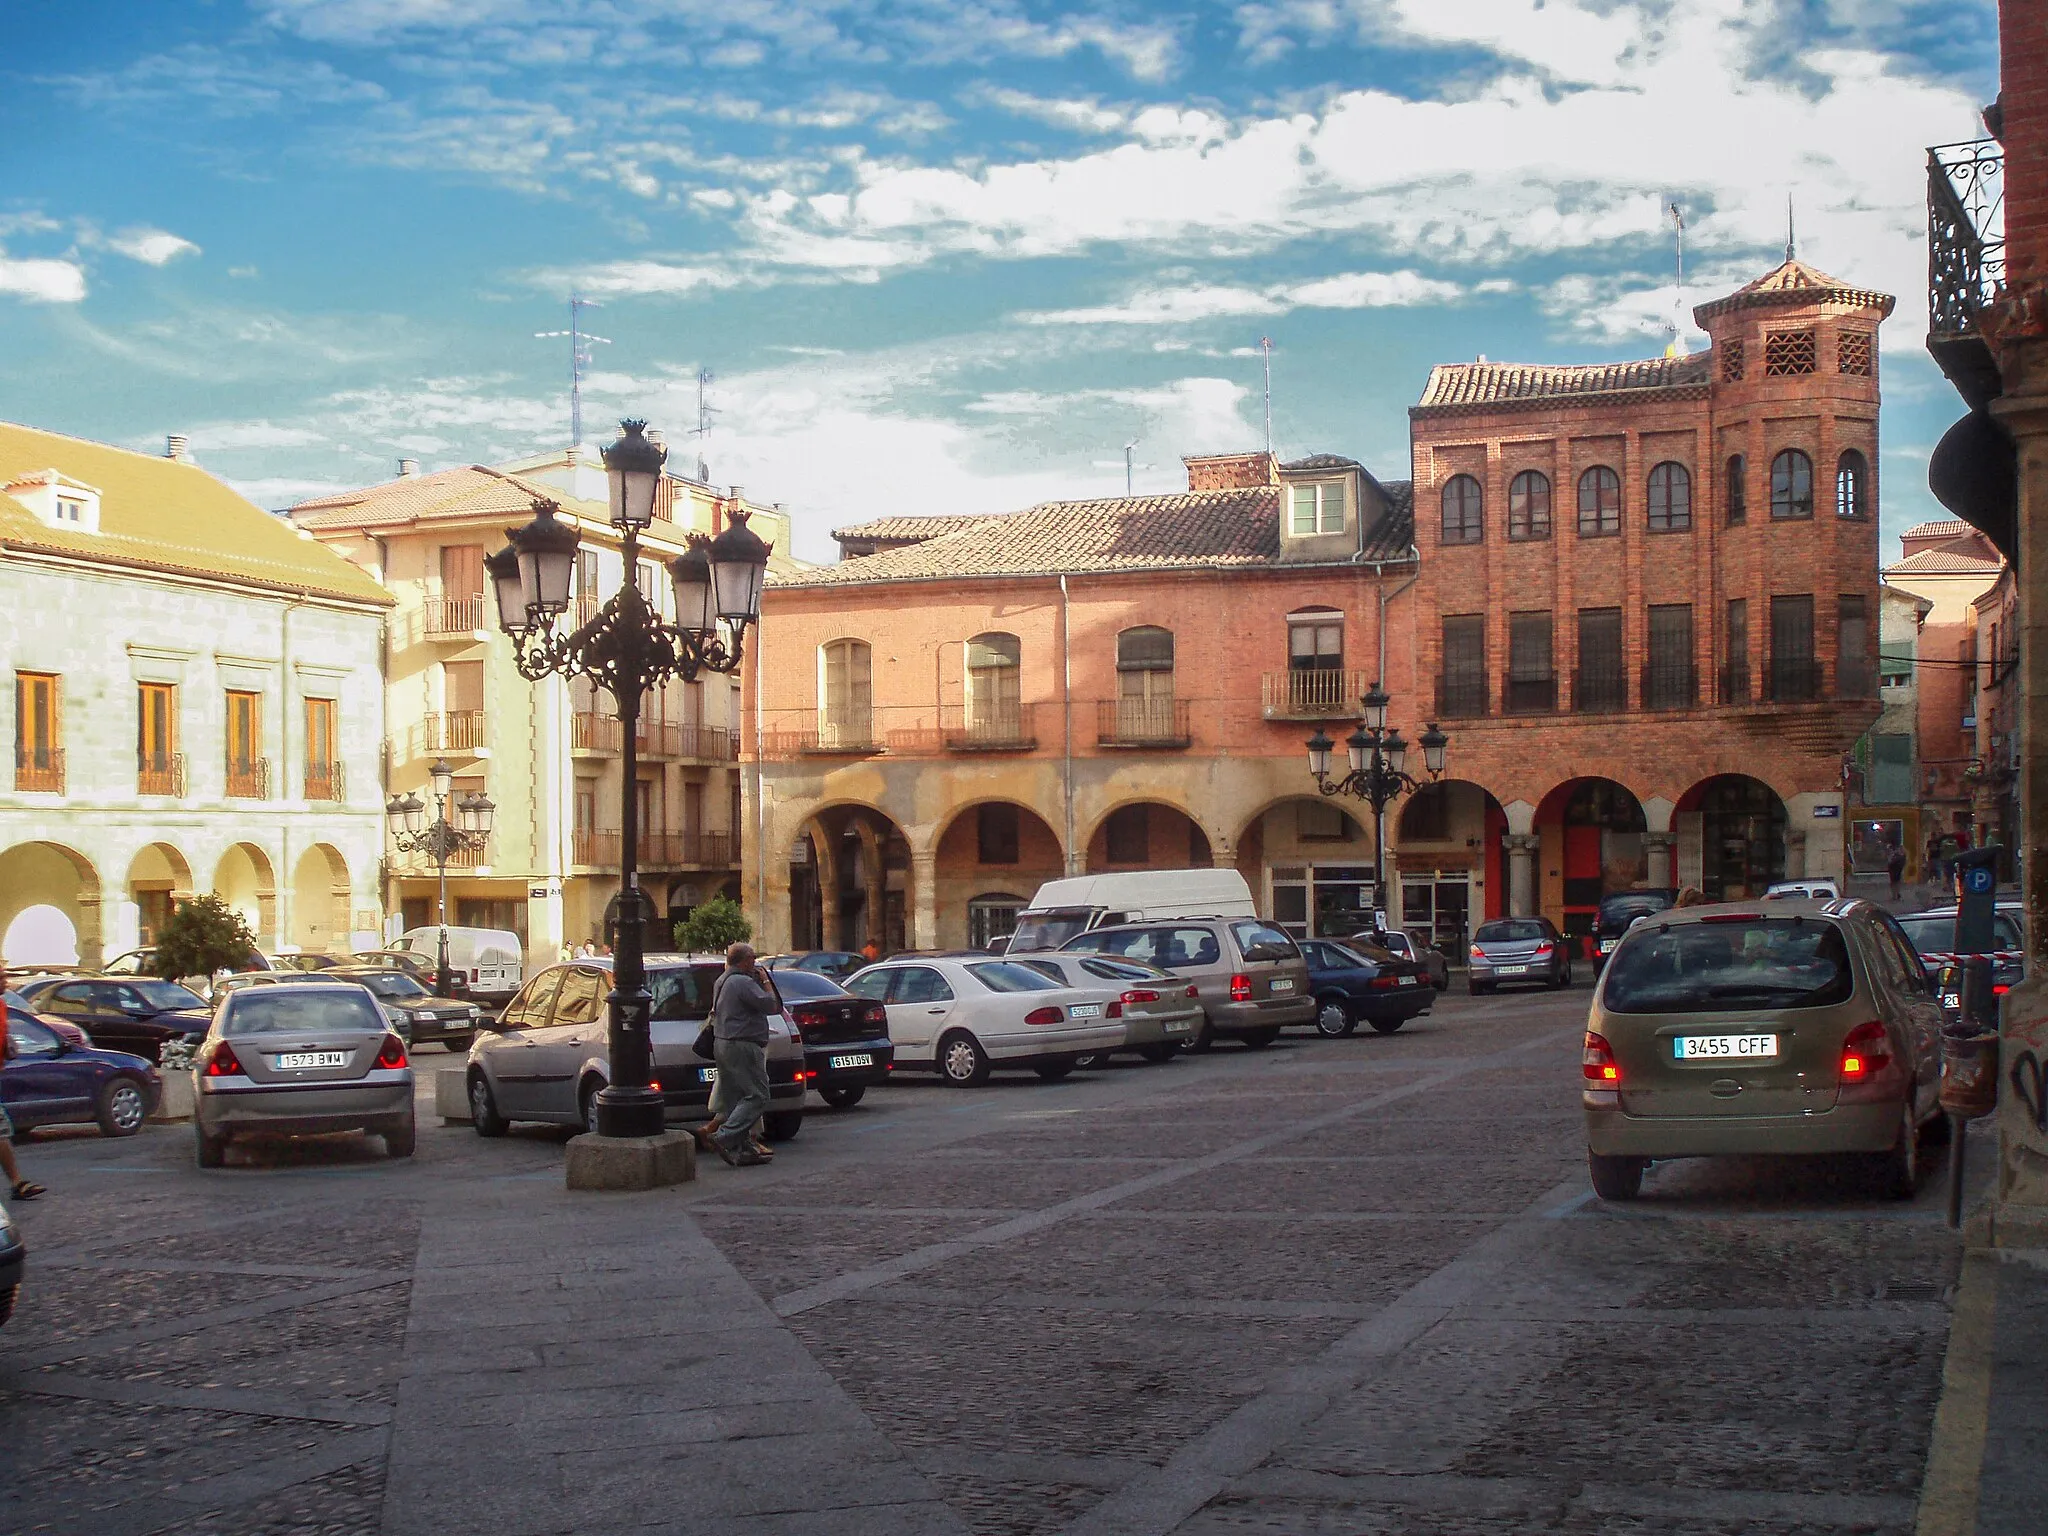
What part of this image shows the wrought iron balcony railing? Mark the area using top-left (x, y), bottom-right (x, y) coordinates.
top-left (1928, 138), bottom-right (2004, 339)
top-left (1503, 675), bottom-right (1556, 715)
top-left (137, 752), bottom-right (185, 797)
top-left (14, 746), bottom-right (64, 794)
top-left (1641, 659), bottom-right (1699, 711)
top-left (1768, 657), bottom-right (1822, 704)
top-left (1097, 697), bottom-right (1192, 747)
top-left (304, 759), bottom-right (346, 802)
top-left (1434, 673), bottom-right (1490, 720)
top-left (225, 758), bottom-right (271, 799)
top-left (1572, 668), bottom-right (1626, 715)
top-left (1718, 663), bottom-right (1752, 706)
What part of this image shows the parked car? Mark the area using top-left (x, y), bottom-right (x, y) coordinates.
top-left (31, 977), bottom-right (212, 1064)
top-left (1381, 929), bottom-right (1450, 990)
top-left (394, 927), bottom-right (523, 1007)
top-left (1298, 939), bottom-right (1435, 1035)
top-left (5, 1006), bottom-right (160, 1137)
top-left (1007, 868), bottom-right (1257, 954)
top-left (0, 1203), bottom-right (21, 1331)
top-left (1592, 890), bottom-right (1677, 970)
top-left (269, 952), bottom-right (344, 972)
top-left (762, 951), bottom-right (868, 982)
top-left (466, 956), bottom-right (806, 1139)
top-left (1765, 879), bottom-right (1843, 901)
top-left (351, 950), bottom-right (436, 983)
top-left (105, 946), bottom-right (272, 979)
top-left (192, 982), bottom-right (416, 1165)
top-left (1584, 898), bottom-right (1943, 1201)
top-left (1010, 953), bottom-right (1203, 1064)
top-left (3, 991), bottom-right (88, 1049)
top-left (840, 955), bottom-right (1124, 1085)
top-left (1468, 918), bottom-right (1572, 994)
top-left (1058, 917), bottom-right (1314, 1049)
top-left (1896, 902), bottom-right (2026, 1019)
top-left (324, 966), bottom-right (479, 1050)
top-left (765, 967), bottom-right (895, 1107)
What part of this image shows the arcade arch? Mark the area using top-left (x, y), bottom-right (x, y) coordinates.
top-left (1234, 795), bottom-right (1372, 939)
top-left (126, 842), bottom-right (194, 948)
top-left (1085, 800), bottom-right (1211, 873)
top-left (214, 842), bottom-right (278, 946)
top-left (291, 843), bottom-right (353, 953)
top-left (1677, 774), bottom-right (1789, 900)
top-left (1533, 776), bottom-right (1652, 949)
top-left (789, 805), bottom-right (911, 955)
top-left (934, 800), bottom-right (1063, 950)
top-left (0, 841), bottom-right (101, 966)
top-left (1392, 779), bottom-right (1507, 949)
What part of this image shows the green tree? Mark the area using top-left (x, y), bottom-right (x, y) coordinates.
top-left (672, 896), bottom-right (752, 955)
top-left (152, 894), bottom-right (258, 981)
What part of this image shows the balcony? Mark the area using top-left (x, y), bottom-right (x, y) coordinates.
top-left (304, 760), bottom-right (346, 802)
top-left (678, 723), bottom-right (739, 761)
top-left (572, 830), bottom-right (734, 869)
top-left (1262, 668), bottom-right (1369, 720)
top-left (942, 701), bottom-right (1038, 751)
top-left (773, 720), bottom-right (880, 757)
top-left (637, 720), bottom-right (683, 758)
top-left (421, 709), bottom-right (488, 754)
top-left (1503, 675), bottom-right (1556, 715)
top-left (1927, 138), bottom-right (2005, 407)
top-left (14, 747), bottom-right (63, 794)
top-left (1768, 658), bottom-right (1822, 704)
top-left (1641, 659), bottom-right (1699, 711)
top-left (422, 595), bottom-right (487, 640)
top-left (1572, 668), bottom-right (1626, 715)
top-left (1434, 674), bottom-right (1490, 720)
top-left (572, 711), bottom-right (621, 754)
top-left (1097, 697), bottom-right (1192, 748)
top-left (137, 752), bottom-right (185, 797)
top-left (225, 758), bottom-right (271, 799)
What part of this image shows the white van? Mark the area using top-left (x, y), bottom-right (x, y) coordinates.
top-left (396, 926), bottom-right (524, 1006)
top-left (1006, 869), bottom-right (1258, 954)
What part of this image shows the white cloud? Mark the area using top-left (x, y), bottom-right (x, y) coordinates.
top-left (1020, 269), bottom-right (1464, 326)
top-left (970, 87), bottom-right (1128, 135)
top-left (108, 228), bottom-right (200, 265)
top-left (0, 252), bottom-right (87, 304)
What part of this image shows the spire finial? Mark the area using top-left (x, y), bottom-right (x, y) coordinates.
top-left (1786, 195), bottom-right (1796, 264)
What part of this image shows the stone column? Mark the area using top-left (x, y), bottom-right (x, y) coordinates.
top-left (1209, 837), bottom-right (1237, 872)
top-left (1505, 834), bottom-right (1540, 917)
top-left (1641, 832), bottom-right (1674, 889)
top-left (911, 851), bottom-right (938, 951)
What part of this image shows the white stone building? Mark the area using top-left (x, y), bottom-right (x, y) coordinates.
top-left (0, 423), bottom-right (392, 966)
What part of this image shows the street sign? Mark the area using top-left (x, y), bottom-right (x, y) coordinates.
top-left (1812, 805), bottom-right (1841, 819)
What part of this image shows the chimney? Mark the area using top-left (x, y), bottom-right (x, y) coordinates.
top-left (165, 434), bottom-right (190, 462)
top-left (728, 485), bottom-right (744, 504)
top-left (397, 458), bottom-right (420, 478)
top-left (645, 428), bottom-right (666, 450)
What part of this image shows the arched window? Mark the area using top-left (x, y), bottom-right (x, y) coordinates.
top-left (1770, 449), bottom-right (1814, 520)
top-left (1577, 466), bottom-right (1620, 536)
top-left (1114, 626), bottom-right (1177, 742)
top-left (1725, 454), bottom-right (1746, 525)
top-left (1440, 474), bottom-right (1483, 544)
top-left (1507, 471), bottom-right (1551, 540)
top-left (819, 638), bottom-right (872, 748)
top-left (1646, 462), bottom-right (1692, 532)
top-left (1835, 449), bottom-right (1870, 519)
top-left (966, 631), bottom-right (1022, 736)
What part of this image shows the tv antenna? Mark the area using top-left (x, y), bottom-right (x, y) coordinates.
top-left (1259, 336), bottom-right (1274, 453)
top-left (1092, 439), bottom-right (1155, 495)
top-left (1785, 194), bottom-right (1797, 263)
top-left (690, 366), bottom-right (718, 482)
top-left (534, 294), bottom-right (610, 448)
top-left (1666, 201), bottom-right (1687, 357)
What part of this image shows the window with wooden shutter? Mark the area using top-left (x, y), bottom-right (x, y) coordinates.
top-left (138, 682), bottom-right (177, 794)
top-left (15, 671), bottom-right (61, 791)
top-left (225, 690), bottom-right (265, 798)
top-left (304, 697), bottom-right (340, 799)
top-left (820, 639), bottom-right (873, 748)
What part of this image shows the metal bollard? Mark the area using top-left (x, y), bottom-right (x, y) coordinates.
top-left (1939, 954), bottom-right (2000, 1228)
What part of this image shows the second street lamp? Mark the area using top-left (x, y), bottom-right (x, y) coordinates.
top-left (489, 419), bottom-right (772, 1140)
top-left (1306, 684), bottom-right (1449, 927)
top-left (385, 759), bottom-right (495, 999)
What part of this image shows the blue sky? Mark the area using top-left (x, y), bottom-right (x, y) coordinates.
top-left (0, 0), bottom-right (2000, 560)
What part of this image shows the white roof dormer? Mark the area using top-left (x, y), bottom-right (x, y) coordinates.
top-left (4, 468), bottom-right (103, 533)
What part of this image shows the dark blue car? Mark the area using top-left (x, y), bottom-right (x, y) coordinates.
top-left (1299, 939), bottom-right (1435, 1036)
top-left (5, 1007), bottom-right (161, 1138)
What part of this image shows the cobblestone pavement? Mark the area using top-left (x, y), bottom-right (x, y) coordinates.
top-left (0, 985), bottom-right (1973, 1535)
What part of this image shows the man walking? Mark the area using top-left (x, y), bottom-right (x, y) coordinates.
top-left (706, 943), bottom-right (775, 1168)
top-left (1887, 842), bottom-right (1907, 901)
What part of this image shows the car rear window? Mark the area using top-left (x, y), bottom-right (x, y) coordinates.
top-left (1602, 917), bottom-right (1856, 1014)
top-left (965, 962), bottom-right (1061, 993)
top-left (1079, 957), bottom-right (1161, 982)
top-left (649, 965), bottom-right (724, 1020)
top-left (767, 969), bottom-right (851, 1000)
top-left (1476, 920), bottom-right (1547, 943)
top-left (132, 980), bottom-right (205, 1009)
top-left (1009, 909), bottom-right (1095, 953)
top-left (1598, 892), bottom-right (1674, 927)
top-left (1229, 921), bottom-right (1297, 960)
top-left (224, 991), bottom-right (384, 1036)
top-left (1898, 913), bottom-right (2024, 956)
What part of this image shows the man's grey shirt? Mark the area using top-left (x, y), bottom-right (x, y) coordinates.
top-left (712, 971), bottom-right (776, 1043)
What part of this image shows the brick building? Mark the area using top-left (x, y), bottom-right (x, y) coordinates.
top-left (742, 259), bottom-right (1890, 956)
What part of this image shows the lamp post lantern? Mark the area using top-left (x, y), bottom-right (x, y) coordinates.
top-left (1305, 684), bottom-right (1449, 928)
top-left (488, 419), bottom-right (771, 1139)
top-left (385, 761), bottom-right (495, 998)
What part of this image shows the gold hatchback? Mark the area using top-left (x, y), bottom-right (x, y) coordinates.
top-left (1583, 899), bottom-right (1943, 1201)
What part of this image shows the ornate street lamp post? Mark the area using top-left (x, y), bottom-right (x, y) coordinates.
top-left (1305, 681), bottom-right (1449, 926)
top-left (488, 420), bottom-right (771, 1139)
top-left (385, 759), bottom-right (496, 998)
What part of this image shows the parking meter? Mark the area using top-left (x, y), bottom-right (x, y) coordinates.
top-left (1952, 846), bottom-right (2000, 956)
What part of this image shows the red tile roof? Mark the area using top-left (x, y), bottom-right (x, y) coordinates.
top-left (1414, 353), bottom-right (1712, 413)
top-left (291, 465), bottom-right (596, 529)
top-left (828, 513), bottom-right (999, 543)
top-left (1691, 258), bottom-right (1895, 323)
top-left (1884, 547), bottom-right (2005, 576)
top-left (1901, 518), bottom-right (1973, 540)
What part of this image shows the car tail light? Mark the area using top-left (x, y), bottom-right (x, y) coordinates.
top-left (1106, 1001), bottom-right (1123, 1019)
top-left (1698, 913), bottom-right (1762, 923)
top-left (1839, 1021), bottom-right (1890, 1081)
top-left (1184, 983), bottom-right (1199, 998)
top-left (471, 968), bottom-right (480, 983)
top-left (790, 1006), bottom-right (828, 1032)
top-left (1582, 1031), bottom-right (1619, 1084)
top-left (205, 1042), bottom-right (245, 1077)
top-left (1995, 983), bottom-right (2011, 996)
top-left (862, 1004), bottom-right (888, 1027)
top-left (1024, 1006), bottom-right (1064, 1025)
top-left (1532, 942), bottom-right (1552, 956)
top-left (1229, 974), bottom-right (1252, 1002)
top-left (1369, 974), bottom-right (1398, 990)
top-left (1121, 989), bottom-right (1160, 1004)
top-left (376, 1035), bottom-right (409, 1070)
top-left (649, 1079), bottom-right (661, 1092)
top-left (1469, 944), bottom-right (1485, 960)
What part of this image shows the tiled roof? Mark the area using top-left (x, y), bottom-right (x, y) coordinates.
top-left (1884, 548), bottom-right (2005, 577)
top-left (1281, 453), bottom-right (1363, 471)
top-left (1901, 518), bottom-right (1973, 540)
top-left (780, 480), bottom-right (1416, 588)
top-left (291, 464), bottom-right (607, 530)
top-left (1414, 353), bottom-right (1712, 412)
top-left (0, 421), bottom-right (391, 606)
top-left (1692, 258), bottom-right (1895, 323)
top-left (829, 513), bottom-right (1000, 543)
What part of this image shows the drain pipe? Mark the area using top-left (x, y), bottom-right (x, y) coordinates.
top-left (1061, 575), bottom-right (1075, 873)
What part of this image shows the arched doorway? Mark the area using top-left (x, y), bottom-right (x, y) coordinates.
top-left (1392, 779), bottom-right (1508, 956)
top-left (791, 806), bottom-right (911, 954)
top-left (1535, 777), bottom-right (1649, 950)
top-left (1085, 801), bottom-right (1211, 873)
top-left (214, 842), bottom-right (277, 948)
top-left (0, 841), bottom-right (102, 966)
top-left (291, 844), bottom-right (352, 953)
top-left (127, 842), bottom-right (194, 948)
top-left (1234, 796), bottom-right (1372, 939)
top-left (935, 802), bottom-right (1063, 949)
top-left (1678, 775), bottom-right (1788, 901)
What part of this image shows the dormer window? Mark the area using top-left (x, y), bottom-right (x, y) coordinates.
top-left (1289, 480), bottom-right (1345, 536)
top-left (56, 497), bottom-right (85, 523)
top-left (4, 469), bottom-right (103, 533)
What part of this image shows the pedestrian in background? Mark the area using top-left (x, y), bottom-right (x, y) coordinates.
top-left (1886, 843), bottom-right (1906, 900)
top-left (705, 942), bottom-right (775, 1168)
top-left (861, 937), bottom-right (881, 963)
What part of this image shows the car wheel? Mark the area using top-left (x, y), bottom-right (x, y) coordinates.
top-left (0, 1283), bottom-right (16, 1329)
top-left (1314, 999), bottom-right (1352, 1038)
top-left (1241, 1027), bottom-right (1280, 1050)
top-left (818, 1084), bottom-right (866, 1109)
top-left (579, 1081), bottom-right (603, 1138)
top-left (1137, 1042), bottom-right (1179, 1064)
top-left (386, 1115), bottom-right (417, 1158)
top-left (1588, 1151), bottom-right (1645, 1201)
top-left (1873, 1100), bottom-right (1921, 1200)
top-left (763, 1109), bottom-right (803, 1142)
top-left (442, 1032), bottom-right (475, 1054)
top-left (937, 1030), bottom-right (991, 1087)
top-left (194, 1121), bottom-right (227, 1169)
top-left (96, 1076), bottom-right (149, 1137)
top-left (1369, 1017), bottom-right (1406, 1035)
top-left (469, 1071), bottom-right (509, 1138)
top-left (1467, 981), bottom-right (1492, 996)
top-left (1034, 1059), bottom-right (1076, 1082)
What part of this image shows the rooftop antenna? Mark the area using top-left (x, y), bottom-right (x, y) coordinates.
top-left (1259, 336), bottom-right (1274, 453)
top-left (1091, 439), bottom-right (1155, 495)
top-left (534, 294), bottom-right (610, 449)
top-left (1666, 201), bottom-right (1687, 358)
top-left (690, 366), bottom-right (718, 482)
top-left (1786, 194), bottom-right (1797, 264)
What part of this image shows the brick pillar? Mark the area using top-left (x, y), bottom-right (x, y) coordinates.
top-left (1506, 833), bottom-right (1540, 916)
